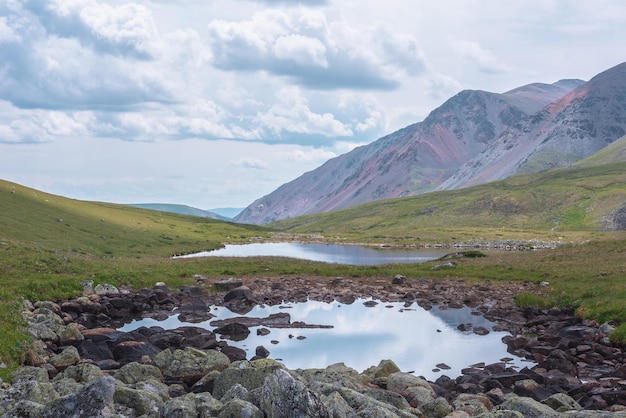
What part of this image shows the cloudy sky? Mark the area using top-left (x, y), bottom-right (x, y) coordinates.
top-left (1, 0), bottom-right (624, 211)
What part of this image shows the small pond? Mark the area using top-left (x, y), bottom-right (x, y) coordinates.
top-left (174, 243), bottom-right (452, 265)
top-left (119, 299), bottom-right (531, 381)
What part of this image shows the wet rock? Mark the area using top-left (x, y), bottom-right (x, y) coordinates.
top-left (213, 322), bottom-right (251, 341)
top-left (112, 340), bottom-right (161, 365)
top-left (223, 286), bottom-right (258, 314)
top-left (221, 345), bottom-right (248, 362)
top-left (255, 345), bottom-right (270, 358)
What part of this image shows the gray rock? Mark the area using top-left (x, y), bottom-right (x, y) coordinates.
top-left (42, 375), bottom-right (115, 418)
top-left (3, 380), bottom-right (59, 405)
top-left (161, 392), bottom-right (224, 417)
top-left (155, 347), bottom-right (230, 383)
top-left (52, 377), bottom-right (84, 397)
top-left (0, 399), bottom-right (46, 418)
top-left (453, 393), bottom-right (494, 416)
top-left (56, 362), bottom-right (104, 384)
top-left (542, 392), bottom-right (583, 412)
top-left (94, 283), bottom-right (119, 295)
top-left (57, 323), bottom-right (85, 345)
top-left (295, 362), bottom-right (363, 391)
top-left (386, 372), bottom-right (434, 395)
top-left (261, 369), bottom-right (329, 417)
top-left (220, 382), bottom-right (250, 403)
top-left (48, 345), bottom-right (80, 369)
top-left (420, 396), bottom-right (453, 418)
top-left (321, 390), bottom-right (359, 417)
top-left (115, 361), bottom-right (163, 384)
top-left (561, 412), bottom-right (626, 417)
top-left (114, 380), bottom-right (165, 416)
top-left (219, 398), bottom-right (263, 418)
top-left (12, 365), bottom-right (50, 383)
top-left (497, 395), bottom-right (561, 418)
top-left (213, 359), bottom-right (285, 399)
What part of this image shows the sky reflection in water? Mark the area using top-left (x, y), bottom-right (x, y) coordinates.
top-left (174, 242), bottom-right (452, 265)
top-left (119, 299), bottom-right (531, 381)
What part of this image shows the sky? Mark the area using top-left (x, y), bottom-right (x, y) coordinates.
top-left (1, 0), bottom-right (625, 211)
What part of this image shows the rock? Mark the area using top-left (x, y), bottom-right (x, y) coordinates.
top-left (48, 346), bottom-right (80, 370)
top-left (112, 340), bottom-right (161, 365)
top-left (94, 283), bottom-right (119, 295)
top-left (220, 345), bottom-right (248, 362)
top-left (155, 347), bottom-right (230, 385)
top-left (115, 361), bottom-right (163, 384)
top-left (256, 345), bottom-right (270, 358)
top-left (57, 323), bottom-right (85, 346)
top-left (321, 390), bottom-right (359, 417)
top-left (114, 382), bottom-right (166, 416)
top-left (213, 359), bottom-right (285, 400)
top-left (41, 376), bottom-right (115, 418)
top-left (220, 382), bottom-right (250, 403)
top-left (213, 278), bottom-right (244, 292)
top-left (261, 369), bottom-right (329, 417)
top-left (56, 363), bottom-right (104, 384)
top-left (213, 322), bottom-right (251, 341)
top-left (497, 395), bottom-right (561, 417)
top-left (541, 392), bottom-right (582, 412)
top-left (219, 398), bottom-right (263, 418)
top-left (452, 393), bottom-right (493, 415)
top-left (296, 363), bottom-right (363, 391)
top-left (420, 396), bottom-right (452, 418)
top-left (1, 400), bottom-right (46, 418)
top-left (12, 366), bottom-right (50, 383)
top-left (392, 275), bottom-right (407, 285)
top-left (372, 359), bottom-right (401, 378)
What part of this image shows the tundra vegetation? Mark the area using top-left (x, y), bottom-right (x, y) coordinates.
top-left (1, 163), bottom-right (625, 380)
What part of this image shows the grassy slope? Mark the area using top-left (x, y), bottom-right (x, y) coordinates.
top-left (271, 163), bottom-right (626, 244)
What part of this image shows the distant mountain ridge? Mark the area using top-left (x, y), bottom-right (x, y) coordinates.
top-left (235, 62), bottom-right (626, 225)
top-left (129, 203), bottom-right (232, 221)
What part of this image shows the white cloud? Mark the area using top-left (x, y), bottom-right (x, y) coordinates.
top-left (0, 16), bottom-right (21, 43)
top-left (230, 157), bottom-right (269, 169)
top-left (449, 37), bottom-right (511, 74)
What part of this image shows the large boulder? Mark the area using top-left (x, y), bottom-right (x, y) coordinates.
top-left (497, 395), bottom-right (561, 418)
top-left (41, 376), bottom-right (116, 418)
top-left (114, 361), bottom-right (163, 384)
top-left (213, 359), bottom-right (285, 400)
top-left (155, 347), bottom-right (230, 385)
top-left (261, 369), bottom-right (329, 417)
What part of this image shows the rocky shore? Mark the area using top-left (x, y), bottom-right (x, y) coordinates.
top-left (2, 274), bottom-right (626, 417)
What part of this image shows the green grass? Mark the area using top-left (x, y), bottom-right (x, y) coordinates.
top-left (271, 163), bottom-right (626, 244)
top-left (1, 164), bottom-right (626, 379)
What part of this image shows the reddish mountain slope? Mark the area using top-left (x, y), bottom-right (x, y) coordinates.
top-left (439, 62), bottom-right (626, 190)
top-left (235, 81), bottom-right (580, 224)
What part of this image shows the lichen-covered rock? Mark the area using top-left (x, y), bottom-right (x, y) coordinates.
top-left (315, 384), bottom-right (416, 418)
top-left (220, 382), bottom-right (250, 403)
top-left (295, 362), bottom-right (363, 391)
top-left (115, 361), bottom-right (163, 384)
top-left (12, 365), bottom-right (50, 383)
top-left (386, 372), bottom-right (434, 396)
top-left (48, 345), bottom-right (80, 369)
top-left (261, 368), bottom-right (329, 417)
top-left (41, 375), bottom-right (115, 418)
top-left (213, 359), bottom-right (285, 400)
top-left (52, 377), bottom-right (83, 397)
top-left (541, 392), bottom-right (583, 412)
top-left (497, 395), bottom-right (561, 418)
top-left (57, 323), bottom-right (85, 345)
top-left (369, 359), bottom-right (402, 378)
top-left (3, 380), bottom-right (59, 405)
top-left (155, 347), bottom-right (230, 383)
top-left (560, 412), bottom-right (626, 417)
top-left (219, 398), bottom-right (263, 418)
top-left (114, 381), bottom-right (165, 416)
top-left (161, 392), bottom-right (224, 418)
top-left (0, 399), bottom-right (46, 418)
top-left (56, 362), bottom-right (104, 384)
top-left (420, 396), bottom-right (453, 418)
top-left (321, 390), bottom-right (359, 418)
top-left (475, 411), bottom-right (524, 417)
top-left (453, 393), bottom-right (494, 416)
top-left (361, 387), bottom-right (411, 411)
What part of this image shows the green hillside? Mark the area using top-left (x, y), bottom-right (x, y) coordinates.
top-left (271, 163), bottom-right (626, 244)
top-left (574, 135), bottom-right (626, 167)
top-left (0, 180), bottom-right (266, 258)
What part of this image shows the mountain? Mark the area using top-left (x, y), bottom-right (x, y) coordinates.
top-left (129, 203), bottom-right (230, 221)
top-left (235, 79), bottom-right (584, 224)
top-left (439, 62), bottom-right (626, 190)
top-left (574, 134), bottom-right (626, 167)
top-left (208, 207), bottom-right (244, 219)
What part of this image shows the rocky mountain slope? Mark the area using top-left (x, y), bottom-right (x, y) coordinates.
top-left (439, 62), bottom-right (626, 190)
top-left (236, 62), bottom-right (626, 225)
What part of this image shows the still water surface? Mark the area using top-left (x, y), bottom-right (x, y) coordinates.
top-left (174, 242), bottom-right (451, 265)
top-left (119, 299), bottom-right (530, 381)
